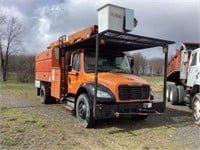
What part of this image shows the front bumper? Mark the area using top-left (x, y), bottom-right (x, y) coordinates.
top-left (95, 101), bottom-right (165, 119)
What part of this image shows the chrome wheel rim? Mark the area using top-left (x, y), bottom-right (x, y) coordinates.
top-left (193, 98), bottom-right (200, 121)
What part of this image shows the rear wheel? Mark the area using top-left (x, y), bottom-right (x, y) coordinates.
top-left (192, 93), bottom-right (200, 125)
top-left (40, 84), bottom-right (50, 104)
top-left (170, 85), bottom-right (179, 105)
top-left (76, 94), bottom-right (94, 128)
top-left (177, 85), bottom-right (185, 105)
top-left (166, 85), bottom-right (171, 102)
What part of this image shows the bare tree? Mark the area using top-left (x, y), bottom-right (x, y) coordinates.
top-left (0, 15), bottom-right (22, 81)
top-left (131, 53), bottom-right (147, 75)
top-left (14, 55), bottom-right (35, 82)
top-left (149, 57), bottom-right (164, 76)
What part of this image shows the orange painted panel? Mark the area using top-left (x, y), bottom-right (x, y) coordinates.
top-left (68, 25), bottom-right (97, 44)
top-left (167, 49), bottom-right (181, 76)
top-left (51, 67), bottom-right (61, 99)
top-left (35, 47), bottom-right (60, 82)
top-left (35, 49), bottom-right (52, 61)
top-left (35, 72), bottom-right (51, 82)
top-left (35, 59), bottom-right (52, 72)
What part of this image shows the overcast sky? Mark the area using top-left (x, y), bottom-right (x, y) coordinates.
top-left (1, 0), bottom-right (200, 57)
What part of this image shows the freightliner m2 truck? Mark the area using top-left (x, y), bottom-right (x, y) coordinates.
top-left (166, 42), bottom-right (200, 125)
top-left (35, 4), bottom-right (174, 127)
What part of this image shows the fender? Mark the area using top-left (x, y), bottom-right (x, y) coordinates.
top-left (77, 82), bottom-right (116, 104)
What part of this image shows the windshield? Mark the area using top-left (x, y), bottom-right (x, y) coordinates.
top-left (84, 51), bottom-right (131, 73)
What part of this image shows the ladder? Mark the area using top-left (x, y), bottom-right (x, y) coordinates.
top-left (59, 35), bottom-right (67, 98)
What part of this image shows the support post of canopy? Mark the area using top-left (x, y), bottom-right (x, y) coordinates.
top-left (163, 46), bottom-right (168, 109)
top-left (93, 34), bottom-right (99, 119)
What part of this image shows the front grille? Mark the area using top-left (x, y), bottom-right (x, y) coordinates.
top-left (119, 85), bottom-right (150, 100)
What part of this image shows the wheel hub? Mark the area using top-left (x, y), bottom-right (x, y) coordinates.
top-left (193, 99), bottom-right (200, 121)
top-left (78, 102), bottom-right (86, 119)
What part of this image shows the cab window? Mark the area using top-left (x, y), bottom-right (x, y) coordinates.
top-left (190, 53), bottom-right (197, 66)
top-left (72, 53), bottom-right (80, 71)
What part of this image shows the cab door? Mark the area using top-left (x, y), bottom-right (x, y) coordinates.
top-left (68, 52), bottom-right (82, 94)
top-left (187, 51), bottom-right (199, 87)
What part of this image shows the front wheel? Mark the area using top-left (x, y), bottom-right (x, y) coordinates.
top-left (192, 93), bottom-right (200, 125)
top-left (76, 94), bottom-right (94, 128)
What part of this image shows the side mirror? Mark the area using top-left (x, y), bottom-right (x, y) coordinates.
top-left (183, 51), bottom-right (188, 64)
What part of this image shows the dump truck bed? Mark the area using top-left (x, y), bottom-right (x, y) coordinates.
top-left (167, 43), bottom-right (200, 83)
top-left (167, 49), bottom-right (181, 82)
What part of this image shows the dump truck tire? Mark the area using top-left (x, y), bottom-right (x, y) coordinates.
top-left (76, 94), bottom-right (94, 128)
top-left (192, 93), bottom-right (200, 125)
top-left (170, 85), bottom-right (179, 105)
top-left (166, 85), bottom-right (171, 102)
top-left (177, 85), bottom-right (185, 105)
top-left (40, 84), bottom-right (50, 104)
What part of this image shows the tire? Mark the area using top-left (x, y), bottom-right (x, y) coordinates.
top-left (131, 115), bottom-right (148, 121)
top-left (177, 85), bottom-right (185, 105)
top-left (169, 85), bottom-right (179, 105)
top-left (192, 93), bottom-right (200, 125)
top-left (76, 94), bottom-right (94, 128)
top-left (40, 84), bottom-right (50, 104)
top-left (166, 85), bottom-right (171, 102)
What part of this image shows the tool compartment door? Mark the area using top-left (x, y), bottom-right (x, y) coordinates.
top-left (51, 67), bottom-right (61, 99)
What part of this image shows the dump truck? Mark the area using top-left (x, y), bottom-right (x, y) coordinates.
top-left (166, 42), bottom-right (200, 125)
top-left (35, 4), bottom-right (174, 127)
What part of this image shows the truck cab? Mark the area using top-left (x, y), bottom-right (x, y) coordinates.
top-left (68, 49), bottom-right (149, 103)
top-left (35, 26), bottom-right (174, 127)
top-left (187, 48), bottom-right (200, 87)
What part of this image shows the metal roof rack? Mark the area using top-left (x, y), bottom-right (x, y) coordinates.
top-left (67, 30), bottom-right (175, 51)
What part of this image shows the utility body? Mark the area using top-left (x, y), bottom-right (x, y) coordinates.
top-left (166, 43), bottom-right (200, 125)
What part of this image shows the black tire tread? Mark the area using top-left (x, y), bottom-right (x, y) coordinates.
top-left (76, 94), bottom-right (94, 128)
top-left (40, 84), bottom-right (50, 104)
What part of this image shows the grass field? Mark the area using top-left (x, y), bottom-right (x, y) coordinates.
top-left (0, 77), bottom-right (198, 150)
top-left (0, 76), bottom-right (164, 99)
top-left (143, 76), bottom-right (163, 97)
top-left (0, 81), bottom-right (36, 101)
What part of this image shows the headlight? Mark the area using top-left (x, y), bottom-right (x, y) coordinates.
top-left (97, 90), bottom-right (112, 98)
top-left (87, 83), bottom-right (115, 99)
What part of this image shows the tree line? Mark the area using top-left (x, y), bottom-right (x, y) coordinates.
top-left (129, 53), bottom-right (164, 76)
top-left (4, 52), bottom-right (164, 83)
top-left (7, 55), bottom-right (35, 82)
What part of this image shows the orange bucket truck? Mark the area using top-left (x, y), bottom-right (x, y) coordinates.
top-left (35, 4), bottom-right (174, 127)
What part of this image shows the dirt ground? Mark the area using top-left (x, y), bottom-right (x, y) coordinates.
top-left (0, 92), bottom-right (200, 150)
